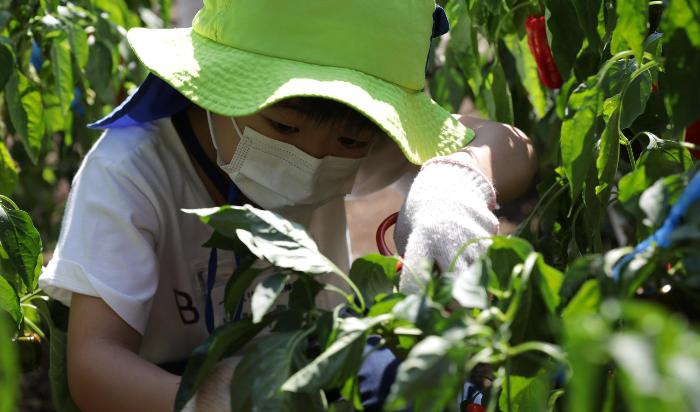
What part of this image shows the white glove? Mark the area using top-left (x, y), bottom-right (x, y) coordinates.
top-left (394, 151), bottom-right (499, 305)
top-left (181, 357), bottom-right (240, 412)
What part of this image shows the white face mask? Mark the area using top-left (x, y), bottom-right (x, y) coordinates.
top-left (206, 110), bottom-right (365, 211)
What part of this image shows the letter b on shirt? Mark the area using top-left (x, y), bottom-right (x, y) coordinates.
top-left (173, 289), bottom-right (199, 324)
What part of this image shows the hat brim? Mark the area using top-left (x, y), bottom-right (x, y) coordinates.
top-left (127, 27), bottom-right (474, 165)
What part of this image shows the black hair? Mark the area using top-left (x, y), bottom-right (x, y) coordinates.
top-left (274, 97), bottom-right (385, 138)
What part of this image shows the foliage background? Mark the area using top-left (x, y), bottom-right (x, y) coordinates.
top-left (0, 0), bottom-right (699, 411)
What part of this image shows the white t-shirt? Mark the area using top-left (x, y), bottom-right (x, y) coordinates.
top-left (39, 117), bottom-right (413, 364)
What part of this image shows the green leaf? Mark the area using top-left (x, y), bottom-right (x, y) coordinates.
top-left (4, 70), bottom-right (45, 164)
top-left (447, 0), bottom-right (483, 94)
top-left (385, 335), bottom-right (466, 412)
top-left (251, 272), bottom-right (289, 323)
top-left (478, 61), bottom-right (514, 124)
top-left (602, 94), bottom-right (620, 121)
top-left (92, 0), bottom-right (136, 28)
top-left (532, 254), bottom-right (564, 313)
top-left (596, 110), bottom-right (620, 197)
top-left (0, 143), bottom-right (18, 196)
top-left (556, 76), bottom-right (578, 119)
top-left (0, 12), bottom-right (10, 32)
top-left (660, 0), bottom-right (700, 48)
top-left (67, 22), bottom-right (89, 70)
top-left (51, 36), bottom-right (74, 115)
top-left (185, 205), bottom-right (336, 275)
top-left (618, 149), bottom-right (692, 215)
top-left (452, 258), bottom-right (488, 308)
top-left (562, 279), bottom-right (601, 321)
top-left (34, 300), bottom-right (80, 412)
top-left (159, 0), bottom-right (173, 27)
top-left (0, 315), bottom-right (19, 412)
top-left (282, 315), bottom-right (387, 392)
top-left (288, 277), bottom-right (325, 312)
top-left (504, 34), bottom-right (549, 119)
top-left (349, 254), bottom-right (398, 306)
top-left (0, 275), bottom-right (20, 326)
top-left (0, 205), bottom-right (42, 291)
top-left (175, 319), bottom-right (269, 411)
top-left (430, 52), bottom-right (468, 113)
top-left (661, 29), bottom-right (700, 132)
top-left (47, 327), bottom-right (79, 412)
top-left (391, 294), bottom-right (448, 335)
top-left (544, 0), bottom-right (585, 77)
top-left (620, 69), bottom-right (652, 128)
top-left (230, 331), bottom-right (311, 411)
top-left (601, 58), bottom-right (637, 96)
top-left (499, 368), bottom-right (551, 412)
top-left (638, 174), bottom-right (686, 229)
top-left (507, 254), bottom-right (562, 375)
top-left (612, 303), bottom-right (700, 411)
top-left (224, 259), bottom-right (266, 315)
top-left (367, 293), bottom-right (405, 317)
top-left (0, 42), bottom-right (13, 91)
top-left (484, 236), bottom-right (535, 291)
top-left (42, 91), bottom-right (66, 137)
top-left (563, 308), bottom-right (611, 412)
top-left (85, 39), bottom-right (115, 104)
top-left (561, 82), bottom-right (603, 200)
top-left (573, 0), bottom-right (602, 52)
top-left (611, 0), bottom-right (648, 62)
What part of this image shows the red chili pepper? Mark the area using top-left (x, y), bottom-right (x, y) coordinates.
top-left (525, 15), bottom-right (563, 89)
top-left (686, 118), bottom-right (700, 159)
top-left (466, 404), bottom-right (486, 412)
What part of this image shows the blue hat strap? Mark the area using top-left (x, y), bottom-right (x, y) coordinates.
top-left (425, 5), bottom-right (450, 77)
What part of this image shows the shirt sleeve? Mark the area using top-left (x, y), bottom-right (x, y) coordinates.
top-left (39, 152), bottom-right (160, 335)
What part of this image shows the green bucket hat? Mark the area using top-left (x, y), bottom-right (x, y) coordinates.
top-left (126, 0), bottom-right (475, 164)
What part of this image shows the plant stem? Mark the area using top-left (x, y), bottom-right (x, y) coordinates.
top-left (615, 60), bottom-right (661, 172)
top-left (514, 182), bottom-right (569, 237)
top-left (505, 353), bottom-right (513, 412)
top-left (328, 261), bottom-right (366, 313)
top-left (0, 194), bottom-right (19, 210)
top-left (594, 51), bottom-right (635, 89)
top-left (20, 289), bottom-right (45, 303)
top-left (23, 316), bottom-right (46, 339)
top-left (323, 283), bottom-right (354, 303)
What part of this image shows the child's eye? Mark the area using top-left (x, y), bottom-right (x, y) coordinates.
top-left (338, 137), bottom-right (369, 149)
top-left (266, 118), bottom-right (299, 134)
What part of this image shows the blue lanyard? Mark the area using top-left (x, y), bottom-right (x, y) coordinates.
top-left (205, 183), bottom-right (243, 334)
top-left (169, 110), bottom-right (246, 334)
top-left (613, 171), bottom-right (700, 281)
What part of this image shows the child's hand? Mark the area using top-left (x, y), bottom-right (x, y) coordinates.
top-left (393, 151), bottom-right (498, 306)
top-left (182, 357), bottom-right (240, 412)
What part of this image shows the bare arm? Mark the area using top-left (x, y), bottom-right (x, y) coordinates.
top-left (67, 294), bottom-right (181, 412)
top-left (458, 115), bottom-right (537, 203)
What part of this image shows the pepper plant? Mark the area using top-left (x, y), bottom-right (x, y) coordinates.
top-left (0, 1), bottom-right (169, 411)
top-left (430, 0), bottom-right (700, 266)
top-left (176, 170), bottom-right (700, 411)
top-left (0, 0), bottom-right (169, 244)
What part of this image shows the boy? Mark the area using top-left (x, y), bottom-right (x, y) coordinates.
top-left (39, 1), bottom-right (536, 410)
